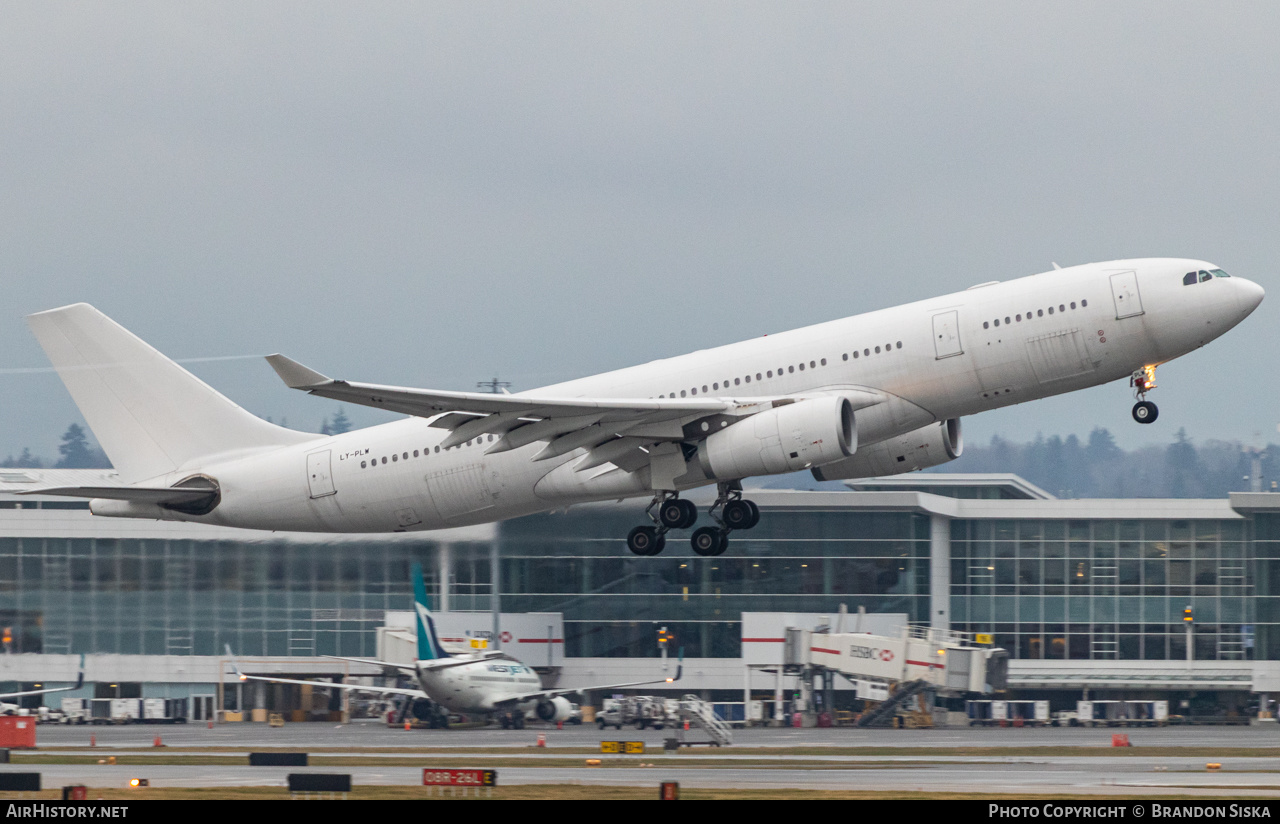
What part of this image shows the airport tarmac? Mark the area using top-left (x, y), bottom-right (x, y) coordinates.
top-left (6, 720), bottom-right (1280, 798)
top-left (26, 718), bottom-right (1280, 749)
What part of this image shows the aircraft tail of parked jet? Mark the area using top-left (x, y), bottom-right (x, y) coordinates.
top-left (25, 303), bottom-right (316, 484)
top-left (412, 562), bottom-right (451, 661)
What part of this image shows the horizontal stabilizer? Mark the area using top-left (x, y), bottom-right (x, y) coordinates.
top-left (17, 485), bottom-right (215, 505)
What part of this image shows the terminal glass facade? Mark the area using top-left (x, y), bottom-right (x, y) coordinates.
top-left (499, 507), bottom-right (931, 658)
top-left (949, 518), bottom-right (1259, 660)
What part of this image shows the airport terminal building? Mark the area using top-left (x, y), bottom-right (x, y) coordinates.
top-left (1, 470), bottom-right (1278, 720)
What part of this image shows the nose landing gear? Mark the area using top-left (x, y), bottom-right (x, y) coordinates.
top-left (1130, 366), bottom-right (1159, 424)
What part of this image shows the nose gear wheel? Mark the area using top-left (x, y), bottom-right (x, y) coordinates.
top-left (1130, 366), bottom-right (1159, 425)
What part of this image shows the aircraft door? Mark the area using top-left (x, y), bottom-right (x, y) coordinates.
top-left (932, 310), bottom-right (963, 358)
top-left (1109, 271), bottom-right (1144, 319)
top-left (307, 450), bottom-right (337, 498)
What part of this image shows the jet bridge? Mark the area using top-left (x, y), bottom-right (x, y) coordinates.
top-left (785, 625), bottom-right (1007, 726)
top-left (788, 625), bottom-right (1008, 695)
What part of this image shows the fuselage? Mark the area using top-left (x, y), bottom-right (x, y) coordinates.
top-left (107, 258), bottom-right (1263, 533)
top-left (416, 658), bottom-right (543, 714)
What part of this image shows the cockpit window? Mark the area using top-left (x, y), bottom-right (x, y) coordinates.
top-left (1183, 272), bottom-right (1197, 286)
top-left (1199, 270), bottom-right (1213, 283)
top-left (1210, 268), bottom-right (1231, 278)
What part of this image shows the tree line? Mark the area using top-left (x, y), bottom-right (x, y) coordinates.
top-left (1, 408), bottom-right (355, 470)
top-left (935, 427), bottom-right (1279, 498)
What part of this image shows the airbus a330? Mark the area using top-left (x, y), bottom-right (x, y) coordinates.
top-left (21, 259), bottom-right (1262, 555)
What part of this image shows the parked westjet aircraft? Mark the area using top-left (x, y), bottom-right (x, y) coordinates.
top-left (227, 564), bottom-right (679, 727)
top-left (22, 259), bottom-right (1263, 556)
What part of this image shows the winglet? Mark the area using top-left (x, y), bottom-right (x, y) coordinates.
top-left (73, 653), bottom-right (84, 690)
top-left (666, 648), bottom-right (684, 684)
top-left (265, 354), bottom-right (333, 389)
top-left (224, 643), bottom-right (248, 681)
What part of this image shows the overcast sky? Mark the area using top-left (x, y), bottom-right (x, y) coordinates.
top-left (3, 3), bottom-right (1279, 461)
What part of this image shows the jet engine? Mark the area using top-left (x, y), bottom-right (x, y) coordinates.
top-left (535, 696), bottom-right (574, 723)
top-left (698, 396), bottom-right (856, 480)
top-left (810, 418), bottom-right (962, 482)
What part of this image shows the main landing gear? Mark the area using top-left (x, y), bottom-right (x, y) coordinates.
top-left (625, 483), bottom-right (760, 557)
top-left (1130, 365), bottom-right (1159, 425)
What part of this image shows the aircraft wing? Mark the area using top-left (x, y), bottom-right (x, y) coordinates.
top-left (491, 661), bottom-right (684, 707)
top-left (225, 649), bottom-right (426, 699)
top-left (266, 354), bottom-right (883, 472)
top-left (0, 654), bottom-right (85, 700)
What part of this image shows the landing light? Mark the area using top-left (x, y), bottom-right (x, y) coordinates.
top-left (129, 778), bottom-right (149, 787)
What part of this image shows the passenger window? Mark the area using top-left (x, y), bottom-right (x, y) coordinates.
top-left (434, 446), bottom-right (440, 453)
top-left (1059, 304), bottom-right (1065, 312)
top-left (713, 382), bottom-right (719, 390)
top-left (1048, 307), bottom-right (1054, 314)
top-left (691, 388), bottom-right (697, 395)
top-left (361, 461), bottom-right (367, 468)
top-left (787, 366), bottom-right (794, 374)
top-left (994, 319), bottom-right (1000, 327)
top-left (821, 358), bottom-right (827, 366)
top-left (767, 371), bottom-right (773, 378)
top-left (810, 360), bottom-right (816, 368)
top-left (875, 345), bottom-right (881, 354)
top-left (702, 385), bottom-right (708, 393)
top-left (863, 349), bottom-right (869, 356)
top-left (1037, 309), bottom-right (1043, 317)
top-left (896, 341), bottom-right (902, 349)
top-left (734, 378), bottom-right (740, 386)
top-left (381, 457), bottom-right (387, 464)
top-left (842, 353), bottom-right (848, 361)
top-left (798, 363), bottom-right (805, 371)
top-left (1081, 299), bottom-right (1087, 307)
top-left (984, 322), bottom-right (989, 329)
top-left (413, 450), bottom-right (419, 458)
top-left (1004, 317), bottom-right (1010, 325)
top-left (1016, 314), bottom-right (1021, 321)
top-left (853, 351), bottom-right (859, 358)
top-left (1183, 272), bottom-right (1197, 285)
top-left (403, 452), bottom-right (409, 459)
top-left (680, 390), bottom-right (687, 397)
top-left (755, 373), bottom-right (762, 380)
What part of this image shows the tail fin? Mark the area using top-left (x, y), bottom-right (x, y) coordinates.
top-left (412, 561), bottom-right (450, 661)
top-left (26, 304), bottom-right (318, 483)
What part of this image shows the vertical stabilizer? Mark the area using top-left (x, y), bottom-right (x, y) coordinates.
top-left (412, 562), bottom-right (450, 660)
top-left (26, 304), bottom-right (318, 483)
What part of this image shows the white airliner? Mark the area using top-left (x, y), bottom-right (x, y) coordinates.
top-left (21, 258), bottom-right (1263, 556)
top-left (227, 564), bottom-right (679, 727)
top-left (0, 655), bottom-right (85, 715)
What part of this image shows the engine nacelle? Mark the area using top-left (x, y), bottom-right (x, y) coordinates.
top-left (811, 418), bottom-right (962, 482)
top-left (698, 396), bottom-right (856, 480)
top-left (535, 696), bottom-right (574, 723)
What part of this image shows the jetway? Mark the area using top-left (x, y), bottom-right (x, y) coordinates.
top-left (786, 625), bottom-right (1008, 696)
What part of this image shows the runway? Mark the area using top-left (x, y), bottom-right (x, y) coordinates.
top-left (6, 720), bottom-right (1279, 798)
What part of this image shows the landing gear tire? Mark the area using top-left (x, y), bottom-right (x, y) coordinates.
top-left (626, 526), bottom-right (665, 556)
top-left (658, 499), bottom-right (686, 529)
top-left (692, 526), bottom-right (728, 557)
top-left (677, 498), bottom-right (698, 529)
top-left (722, 499), bottom-right (758, 530)
top-left (1132, 401), bottom-right (1158, 424)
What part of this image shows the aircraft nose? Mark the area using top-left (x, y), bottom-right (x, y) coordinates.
top-left (1236, 277), bottom-right (1266, 316)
